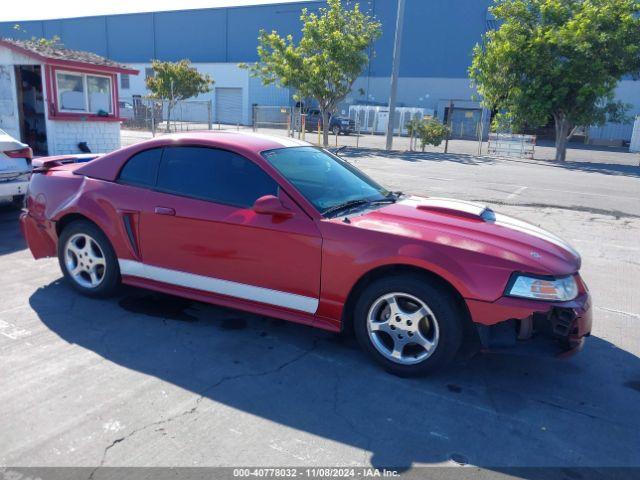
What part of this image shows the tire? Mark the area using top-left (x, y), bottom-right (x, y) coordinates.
top-left (332, 125), bottom-right (341, 136)
top-left (11, 195), bottom-right (25, 209)
top-left (57, 220), bottom-right (120, 298)
top-left (353, 274), bottom-right (464, 377)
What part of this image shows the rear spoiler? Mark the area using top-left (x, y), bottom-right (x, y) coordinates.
top-left (32, 154), bottom-right (101, 173)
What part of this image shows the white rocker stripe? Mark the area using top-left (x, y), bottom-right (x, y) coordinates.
top-left (118, 259), bottom-right (319, 314)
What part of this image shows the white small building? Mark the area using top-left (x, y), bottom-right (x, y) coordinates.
top-left (630, 116), bottom-right (640, 153)
top-left (0, 39), bottom-right (137, 156)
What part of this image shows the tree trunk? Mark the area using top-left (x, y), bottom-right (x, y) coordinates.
top-left (321, 108), bottom-right (330, 147)
top-left (165, 102), bottom-right (173, 133)
top-left (553, 113), bottom-right (571, 162)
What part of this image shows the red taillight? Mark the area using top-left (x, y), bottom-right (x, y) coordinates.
top-left (4, 147), bottom-right (33, 160)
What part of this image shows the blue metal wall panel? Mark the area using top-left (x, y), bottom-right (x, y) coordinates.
top-left (153, 9), bottom-right (227, 62)
top-left (227, 2), bottom-right (322, 62)
top-left (106, 13), bottom-right (155, 62)
top-left (369, 0), bottom-right (492, 77)
top-left (51, 17), bottom-right (109, 56)
top-left (0, 0), bottom-right (490, 78)
top-left (400, 0), bottom-right (491, 77)
top-left (42, 20), bottom-right (63, 40)
top-left (0, 20), bottom-right (44, 40)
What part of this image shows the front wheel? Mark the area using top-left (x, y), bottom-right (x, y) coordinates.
top-left (57, 220), bottom-right (121, 297)
top-left (332, 125), bottom-right (341, 136)
top-left (354, 275), bottom-right (464, 376)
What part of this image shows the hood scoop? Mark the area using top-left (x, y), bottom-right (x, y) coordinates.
top-left (414, 198), bottom-right (495, 222)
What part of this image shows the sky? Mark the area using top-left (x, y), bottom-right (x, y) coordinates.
top-left (0, 0), bottom-right (314, 22)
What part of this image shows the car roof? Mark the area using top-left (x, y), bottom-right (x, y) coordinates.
top-left (160, 131), bottom-right (311, 151)
top-left (75, 131), bottom-right (312, 181)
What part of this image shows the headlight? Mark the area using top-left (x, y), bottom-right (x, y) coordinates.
top-left (507, 274), bottom-right (578, 301)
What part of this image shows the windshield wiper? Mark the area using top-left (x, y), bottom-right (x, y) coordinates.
top-left (322, 199), bottom-right (371, 217)
top-left (322, 196), bottom-right (397, 218)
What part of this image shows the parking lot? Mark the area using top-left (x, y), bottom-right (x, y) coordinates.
top-left (1, 146), bottom-right (639, 472)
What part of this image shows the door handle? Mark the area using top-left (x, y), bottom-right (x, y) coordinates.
top-left (154, 206), bottom-right (176, 216)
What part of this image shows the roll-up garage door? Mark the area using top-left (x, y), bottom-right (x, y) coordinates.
top-left (215, 88), bottom-right (243, 125)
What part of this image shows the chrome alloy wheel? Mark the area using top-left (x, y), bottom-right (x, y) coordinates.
top-left (64, 233), bottom-right (107, 289)
top-left (366, 292), bottom-right (440, 365)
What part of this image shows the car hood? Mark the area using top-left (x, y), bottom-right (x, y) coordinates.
top-left (347, 196), bottom-right (581, 275)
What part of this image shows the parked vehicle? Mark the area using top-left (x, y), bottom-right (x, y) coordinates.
top-left (20, 132), bottom-right (591, 376)
top-left (0, 128), bottom-right (32, 208)
top-left (305, 109), bottom-right (355, 135)
top-left (118, 101), bottom-right (135, 120)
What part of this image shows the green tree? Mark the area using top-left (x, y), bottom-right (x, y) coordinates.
top-left (146, 59), bottom-right (214, 132)
top-left (243, 0), bottom-right (381, 146)
top-left (470, 0), bottom-right (640, 161)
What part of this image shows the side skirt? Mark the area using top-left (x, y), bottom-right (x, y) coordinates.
top-left (121, 275), bottom-right (340, 333)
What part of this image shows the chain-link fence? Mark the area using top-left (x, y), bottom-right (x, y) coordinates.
top-left (248, 104), bottom-right (493, 152)
top-left (252, 105), bottom-right (293, 133)
top-left (120, 97), bottom-right (212, 135)
top-left (118, 99), bottom-right (505, 157)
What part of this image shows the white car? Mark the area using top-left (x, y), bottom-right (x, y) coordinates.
top-left (0, 129), bottom-right (32, 207)
top-left (118, 101), bottom-right (134, 120)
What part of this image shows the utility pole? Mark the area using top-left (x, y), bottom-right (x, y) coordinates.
top-left (444, 99), bottom-right (453, 153)
top-left (385, 0), bottom-right (406, 151)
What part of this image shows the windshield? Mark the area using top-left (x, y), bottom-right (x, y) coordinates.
top-left (263, 147), bottom-right (390, 215)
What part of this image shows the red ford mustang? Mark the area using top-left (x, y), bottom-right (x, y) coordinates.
top-left (20, 132), bottom-right (592, 376)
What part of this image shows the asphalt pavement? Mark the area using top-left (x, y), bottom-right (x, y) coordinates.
top-left (0, 147), bottom-right (638, 473)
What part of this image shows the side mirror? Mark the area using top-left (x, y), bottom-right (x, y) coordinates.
top-left (252, 195), bottom-right (294, 218)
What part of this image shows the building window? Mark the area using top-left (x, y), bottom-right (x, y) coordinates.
top-left (56, 71), bottom-right (113, 115)
top-left (145, 68), bottom-right (155, 79)
top-left (120, 73), bottom-right (130, 90)
top-left (57, 72), bottom-right (85, 111)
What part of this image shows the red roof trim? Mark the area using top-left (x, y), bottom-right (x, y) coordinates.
top-left (0, 39), bottom-right (138, 75)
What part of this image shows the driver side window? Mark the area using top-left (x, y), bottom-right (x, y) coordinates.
top-left (156, 146), bottom-right (278, 208)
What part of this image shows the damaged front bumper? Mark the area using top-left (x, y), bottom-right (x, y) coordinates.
top-left (466, 291), bottom-right (592, 357)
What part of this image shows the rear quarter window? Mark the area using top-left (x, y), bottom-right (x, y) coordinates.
top-left (118, 148), bottom-right (162, 188)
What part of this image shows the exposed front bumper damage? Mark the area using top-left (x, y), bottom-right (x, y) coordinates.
top-left (466, 291), bottom-right (592, 357)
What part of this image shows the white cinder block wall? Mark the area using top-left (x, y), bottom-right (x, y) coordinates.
top-left (630, 116), bottom-right (640, 153)
top-left (46, 120), bottom-right (121, 155)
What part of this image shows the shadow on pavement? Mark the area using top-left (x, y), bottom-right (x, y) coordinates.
top-left (342, 148), bottom-right (640, 178)
top-left (343, 148), bottom-right (493, 166)
top-left (0, 203), bottom-right (26, 255)
top-left (29, 280), bottom-right (640, 471)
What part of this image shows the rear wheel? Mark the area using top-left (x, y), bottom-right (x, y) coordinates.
top-left (57, 220), bottom-right (120, 297)
top-left (332, 125), bottom-right (341, 136)
top-left (354, 274), bottom-right (463, 376)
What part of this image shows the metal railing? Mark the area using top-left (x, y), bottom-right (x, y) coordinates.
top-left (487, 133), bottom-right (536, 159)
